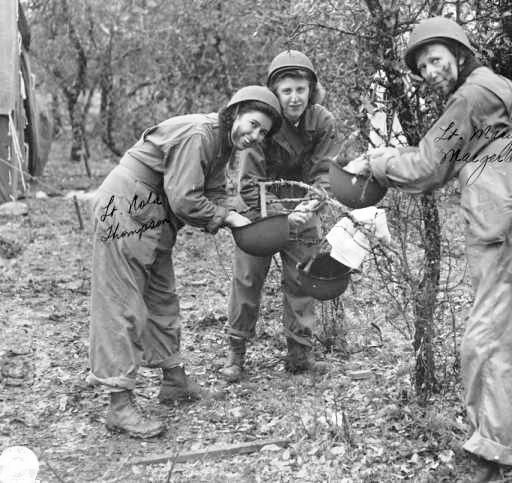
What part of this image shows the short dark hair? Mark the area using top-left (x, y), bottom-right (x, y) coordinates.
top-left (219, 100), bottom-right (280, 136)
top-left (237, 100), bottom-right (281, 134)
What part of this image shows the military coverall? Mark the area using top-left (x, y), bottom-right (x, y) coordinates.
top-left (367, 67), bottom-right (512, 465)
top-left (227, 104), bottom-right (340, 344)
top-left (89, 114), bottom-right (230, 391)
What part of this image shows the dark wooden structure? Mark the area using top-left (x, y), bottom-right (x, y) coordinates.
top-left (0, 0), bottom-right (51, 203)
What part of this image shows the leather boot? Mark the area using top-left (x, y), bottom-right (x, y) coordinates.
top-left (158, 366), bottom-right (206, 403)
top-left (285, 337), bottom-right (329, 375)
top-left (220, 337), bottom-right (246, 382)
top-left (106, 390), bottom-right (165, 438)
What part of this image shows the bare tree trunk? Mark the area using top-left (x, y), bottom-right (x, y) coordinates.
top-left (365, 0), bottom-right (441, 397)
top-left (503, 2), bottom-right (512, 39)
top-left (59, 0), bottom-right (88, 162)
top-left (67, 99), bottom-right (85, 162)
top-left (51, 93), bottom-right (62, 138)
top-left (413, 194), bottom-right (441, 396)
top-left (497, 0), bottom-right (512, 78)
top-left (100, 31), bottom-right (122, 156)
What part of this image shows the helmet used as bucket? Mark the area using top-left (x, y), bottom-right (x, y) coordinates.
top-left (231, 214), bottom-right (289, 256)
top-left (297, 253), bottom-right (351, 301)
top-left (329, 162), bottom-right (387, 209)
top-left (404, 16), bottom-right (476, 74)
top-left (227, 85), bottom-right (283, 135)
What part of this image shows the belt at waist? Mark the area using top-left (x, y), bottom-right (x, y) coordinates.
top-left (119, 155), bottom-right (162, 188)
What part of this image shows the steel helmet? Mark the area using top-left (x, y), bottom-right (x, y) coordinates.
top-left (227, 85), bottom-right (282, 135)
top-left (231, 214), bottom-right (289, 256)
top-left (297, 253), bottom-right (351, 301)
top-left (404, 16), bottom-right (476, 74)
top-left (267, 50), bottom-right (318, 86)
top-left (329, 162), bottom-right (387, 208)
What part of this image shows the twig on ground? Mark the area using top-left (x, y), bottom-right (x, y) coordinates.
top-left (132, 438), bottom-right (290, 466)
top-left (101, 456), bottom-right (131, 482)
top-left (39, 452), bottom-right (67, 483)
top-left (165, 430), bottom-right (180, 482)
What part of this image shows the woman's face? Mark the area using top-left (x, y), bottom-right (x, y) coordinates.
top-left (274, 77), bottom-right (310, 123)
top-left (416, 43), bottom-right (458, 95)
top-left (231, 110), bottom-right (273, 150)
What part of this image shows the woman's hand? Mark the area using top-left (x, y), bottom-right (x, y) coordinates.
top-left (343, 154), bottom-right (371, 176)
top-left (344, 147), bottom-right (401, 176)
top-left (367, 146), bottom-right (401, 164)
top-left (225, 211), bottom-right (252, 228)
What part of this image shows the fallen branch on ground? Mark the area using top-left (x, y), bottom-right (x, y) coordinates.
top-left (131, 438), bottom-right (291, 466)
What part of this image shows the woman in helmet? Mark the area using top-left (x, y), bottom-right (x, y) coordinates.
top-left (345, 16), bottom-right (512, 481)
top-left (221, 50), bottom-right (341, 382)
top-left (88, 86), bottom-right (282, 438)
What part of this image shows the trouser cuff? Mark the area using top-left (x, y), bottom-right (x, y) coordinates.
top-left (464, 430), bottom-right (512, 465)
top-left (86, 372), bottom-right (136, 391)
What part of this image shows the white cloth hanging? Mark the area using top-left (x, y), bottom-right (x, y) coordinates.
top-left (326, 207), bottom-right (391, 269)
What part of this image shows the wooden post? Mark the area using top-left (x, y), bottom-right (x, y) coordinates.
top-left (0, 0), bottom-right (18, 202)
top-left (0, 0), bottom-right (17, 114)
top-left (0, 0), bottom-right (25, 203)
top-left (73, 195), bottom-right (84, 230)
top-left (81, 147), bottom-right (91, 178)
top-left (0, 116), bottom-right (11, 202)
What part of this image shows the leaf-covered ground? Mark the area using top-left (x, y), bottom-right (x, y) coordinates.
top-left (0, 143), bottom-right (508, 482)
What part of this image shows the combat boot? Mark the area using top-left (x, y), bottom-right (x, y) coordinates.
top-left (285, 337), bottom-right (329, 375)
top-left (220, 337), bottom-right (246, 382)
top-left (106, 390), bottom-right (165, 438)
top-left (158, 366), bottom-right (206, 403)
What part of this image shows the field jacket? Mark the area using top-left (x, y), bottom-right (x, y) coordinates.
top-left (239, 104), bottom-right (340, 217)
top-left (369, 67), bottom-right (512, 245)
top-left (126, 113), bottom-right (230, 233)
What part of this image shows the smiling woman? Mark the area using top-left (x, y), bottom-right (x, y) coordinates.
top-left (87, 85), bottom-right (281, 439)
top-left (230, 109), bottom-right (274, 149)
